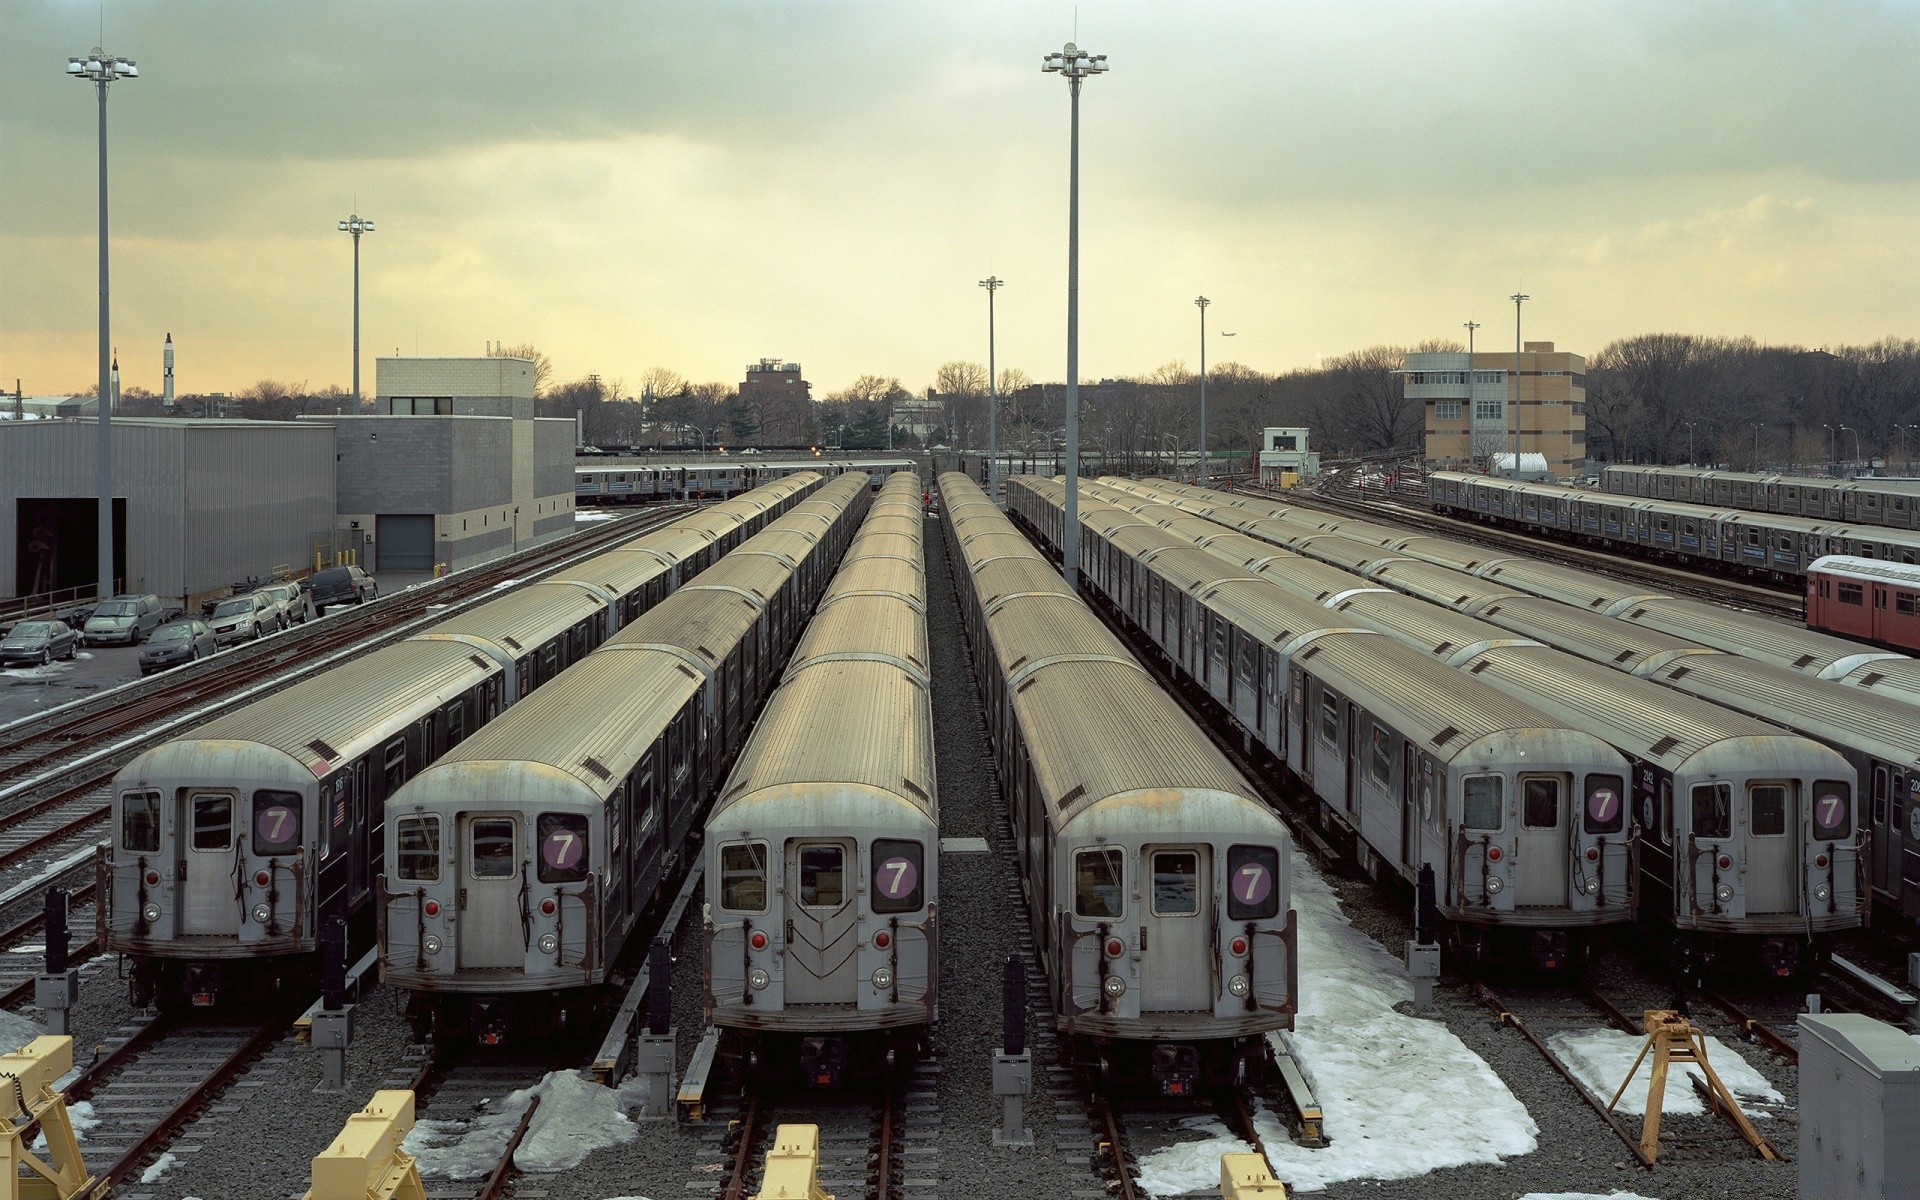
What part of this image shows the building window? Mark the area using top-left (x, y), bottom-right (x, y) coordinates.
top-left (1474, 398), bottom-right (1504, 421)
top-left (1473, 370), bottom-right (1505, 384)
top-left (1435, 401), bottom-right (1463, 421)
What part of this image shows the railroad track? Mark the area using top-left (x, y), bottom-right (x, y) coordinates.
top-left (400, 1048), bottom-right (560, 1200)
top-left (0, 881), bottom-right (98, 1007)
top-left (703, 1069), bottom-right (917, 1200)
top-left (0, 504), bottom-right (694, 797)
top-left (1279, 484), bottom-right (1804, 620)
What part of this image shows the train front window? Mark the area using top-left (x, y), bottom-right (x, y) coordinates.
top-left (1812, 781), bottom-right (1852, 840)
top-left (252, 791), bottom-right (302, 855)
top-left (798, 845), bottom-right (845, 908)
top-left (719, 843), bottom-right (767, 912)
top-left (537, 814), bottom-right (590, 883)
top-left (1151, 852), bottom-right (1200, 916)
top-left (1522, 778), bottom-right (1562, 829)
top-left (395, 816), bottom-right (440, 882)
top-left (1226, 845), bottom-right (1280, 920)
top-left (470, 819), bottom-right (516, 879)
top-left (1749, 784), bottom-right (1788, 837)
top-left (1462, 776), bottom-right (1503, 830)
top-left (122, 791), bottom-right (160, 852)
top-left (1691, 783), bottom-right (1733, 840)
top-left (1074, 848), bottom-right (1125, 919)
top-left (191, 793), bottom-right (233, 850)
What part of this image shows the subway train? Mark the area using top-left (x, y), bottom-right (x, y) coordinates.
top-left (704, 472), bottom-right (936, 1083)
top-left (378, 472), bottom-right (873, 1042)
top-left (99, 473), bottom-right (826, 1010)
top-left (1430, 470), bottom-right (1920, 581)
top-left (1005, 477), bottom-right (1639, 968)
top-left (1094, 476), bottom-right (1868, 974)
top-left (1805, 555), bottom-right (1920, 655)
top-left (1604, 464), bottom-right (1920, 532)
top-left (576, 458), bottom-right (916, 505)
top-left (939, 471), bottom-right (1296, 1095)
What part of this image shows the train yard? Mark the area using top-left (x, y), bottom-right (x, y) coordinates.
top-left (0, 468), bottom-right (1913, 1199)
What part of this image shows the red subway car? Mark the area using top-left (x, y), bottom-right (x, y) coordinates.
top-left (1806, 555), bottom-right (1920, 653)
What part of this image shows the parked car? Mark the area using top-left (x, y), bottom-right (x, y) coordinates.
top-left (138, 619), bottom-right (218, 675)
top-left (308, 565), bottom-right (378, 612)
top-left (58, 606), bottom-right (96, 630)
top-left (0, 620), bottom-right (81, 667)
top-left (207, 592), bottom-right (273, 646)
top-left (259, 581), bottom-right (312, 627)
top-left (81, 594), bottom-right (164, 646)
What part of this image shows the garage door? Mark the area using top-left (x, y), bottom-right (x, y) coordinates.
top-left (375, 514), bottom-right (435, 572)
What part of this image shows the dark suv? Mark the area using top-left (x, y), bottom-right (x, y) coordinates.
top-left (309, 566), bottom-right (378, 613)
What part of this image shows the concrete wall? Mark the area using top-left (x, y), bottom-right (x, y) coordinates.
top-left (376, 357), bottom-right (535, 407)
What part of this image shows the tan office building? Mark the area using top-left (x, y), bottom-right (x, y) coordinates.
top-left (1405, 342), bottom-right (1587, 478)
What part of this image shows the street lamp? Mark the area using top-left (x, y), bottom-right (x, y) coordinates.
top-left (1195, 296), bottom-right (1211, 484)
top-left (1161, 432), bottom-right (1180, 475)
top-left (1684, 421), bottom-right (1698, 465)
top-left (68, 47), bottom-right (137, 601)
top-left (1510, 293), bottom-right (1529, 477)
top-left (1839, 424), bottom-right (1861, 471)
top-left (337, 214), bottom-right (375, 411)
top-left (1822, 423), bottom-right (1837, 473)
top-left (980, 276), bottom-right (1003, 503)
top-left (1751, 422), bottom-right (1764, 470)
top-left (1043, 40), bottom-right (1106, 590)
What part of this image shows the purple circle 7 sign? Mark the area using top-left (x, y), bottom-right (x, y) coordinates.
top-left (541, 828), bottom-right (585, 872)
top-left (875, 856), bottom-right (918, 901)
top-left (1586, 787), bottom-right (1620, 825)
top-left (1815, 792), bottom-right (1846, 832)
top-left (256, 804), bottom-right (297, 847)
top-left (1233, 862), bottom-right (1272, 907)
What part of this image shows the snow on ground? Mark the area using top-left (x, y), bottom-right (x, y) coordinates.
top-left (139, 1151), bottom-right (178, 1183)
top-left (1548, 1028), bottom-right (1782, 1117)
top-left (576, 511), bottom-right (619, 522)
top-left (0, 662), bottom-right (73, 680)
top-left (0, 1009), bottom-right (45, 1051)
top-left (1519, 1194), bottom-right (1664, 1200)
top-left (401, 1070), bottom-right (637, 1180)
top-left (1134, 852), bottom-right (1538, 1196)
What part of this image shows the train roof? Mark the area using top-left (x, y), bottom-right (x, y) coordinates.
top-left (983, 591), bottom-right (1139, 678)
top-left (1473, 558), bottom-right (1664, 613)
top-left (822, 554), bottom-right (926, 609)
top-left (551, 545), bottom-right (674, 596)
top-left (1647, 654), bottom-right (1920, 770)
top-left (970, 558), bottom-right (1075, 608)
top-left (426, 648), bottom-right (703, 794)
top-left (1331, 591), bottom-right (1540, 661)
top-left (1616, 595), bottom-right (1893, 676)
top-left (417, 579), bottom-right (607, 648)
top-left (1809, 555), bottom-right (1920, 586)
top-left (789, 594), bottom-right (930, 684)
top-left (1475, 594), bottom-right (1711, 672)
top-left (1364, 558), bottom-right (1527, 610)
top-left (712, 659), bottom-right (936, 819)
top-left (173, 638), bottom-right (496, 765)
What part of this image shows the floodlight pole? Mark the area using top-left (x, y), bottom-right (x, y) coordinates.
top-left (1044, 41), bottom-right (1105, 590)
top-left (1510, 293), bottom-right (1529, 478)
top-left (981, 276), bottom-right (1003, 502)
top-left (338, 215), bottom-right (375, 411)
top-left (1196, 296), bottom-right (1210, 484)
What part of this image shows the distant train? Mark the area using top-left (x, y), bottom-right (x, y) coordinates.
top-left (940, 471), bottom-right (1296, 1096)
top-left (100, 473), bottom-right (825, 1010)
top-left (576, 458), bottom-right (916, 505)
top-left (704, 472), bottom-right (936, 1083)
top-left (1430, 470), bottom-right (1920, 581)
top-left (1806, 555), bottom-right (1920, 656)
top-left (378, 473), bottom-right (873, 1042)
top-left (1604, 464), bottom-right (1920, 532)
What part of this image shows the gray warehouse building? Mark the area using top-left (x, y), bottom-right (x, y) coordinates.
top-left (0, 419), bottom-right (335, 607)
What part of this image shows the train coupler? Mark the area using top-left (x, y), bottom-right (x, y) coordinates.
top-left (182, 963), bottom-right (221, 1008)
top-left (798, 1036), bottom-right (850, 1088)
top-left (1151, 1043), bottom-right (1201, 1098)
top-left (1759, 938), bottom-right (1802, 980)
top-left (470, 998), bottom-right (509, 1047)
top-left (1529, 931), bottom-right (1572, 972)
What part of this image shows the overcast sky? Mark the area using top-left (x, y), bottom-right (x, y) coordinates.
top-left (3, 0), bottom-right (1916, 398)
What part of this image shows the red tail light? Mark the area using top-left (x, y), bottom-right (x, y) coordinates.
top-left (539, 898), bottom-right (556, 916)
top-left (1486, 846), bottom-right (1502, 862)
top-left (144, 871), bottom-right (160, 886)
top-left (750, 931), bottom-right (768, 950)
top-left (873, 930), bottom-right (891, 949)
top-left (1814, 853), bottom-right (1829, 869)
top-left (1104, 938), bottom-right (1125, 959)
top-left (255, 871), bottom-right (271, 886)
top-left (1717, 855), bottom-right (1733, 871)
top-left (1229, 937), bottom-right (1248, 957)
top-left (1584, 848), bottom-right (1599, 862)
top-left (423, 900), bottom-right (440, 917)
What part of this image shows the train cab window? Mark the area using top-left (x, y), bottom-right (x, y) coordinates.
top-left (1521, 778), bottom-right (1563, 828)
top-left (470, 819), bottom-right (516, 879)
top-left (1226, 845), bottom-right (1280, 920)
top-left (797, 845), bottom-right (845, 908)
top-left (871, 838), bottom-right (925, 914)
top-left (1319, 691), bottom-right (1339, 747)
top-left (1872, 767), bottom-right (1890, 827)
top-left (1584, 775), bottom-right (1626, 834)
top-left (192, 793), bottom-right (234, 850)
top-left (1838, 582), bottom-right (1865, 606)
top-left (395, 816), bottom-right (440, 882)
top-left (1749, 784), bottom-right (1789, 837)
top-left (1462, 776), bottom-right (1503, 830)
top-left (1691, 783), bottom-right (1733, 840)
top-left (1812, 780), bottom-right (1852, 840)
top-left (252, 790), bottom-right (302, 855)
top-left (1074, 848), bottom-right (1125, 919)
top-left (536, 813), bottom-right (590, 883)
top-left (1151, 852), bottom-right (1200, 916)
top-left (1367, 724), bottom-right (1391, 787)
top-left (122, 790), bottom-right (160, 853)
top-left (719, 843), bottom-right (767, 912)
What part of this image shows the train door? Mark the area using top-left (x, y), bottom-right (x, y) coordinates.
top-left (783, 839), bottom-right (858, 1003)
top-left (1140, 847), bottom-right (1212, 1011)
top-left (1514, 775), bottom-right (1570, 907)
top-left (1873, 767), bottom-right (1895, 894)
top-left (1745, 782), bottom-right (1796, 913)
top-left (1401, 744), bottom-right (1418, 869)
top-left (178, 790), bottom-right (239, 934)
top-left (350, 759), bottom-right (371, 903)
top-left (458, 815), bottom-right (523, 969)
top-left (1344, 702), bottom-right (1361, 815)
top-left (1903, 776), bottom-right (1920, 919)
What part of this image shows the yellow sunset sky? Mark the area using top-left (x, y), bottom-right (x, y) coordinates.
top-left (3, 0), bottom-right (1916, 398)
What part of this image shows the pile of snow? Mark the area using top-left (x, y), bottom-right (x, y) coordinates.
top-left (1134, 852), bottom-right (1538, 1196)
top-left (0, 1010), bottom-right (46, 1052)
top-left (1548, 1028), bottom-right (1782, 1117)
top-left (0, 662), bottom-right (71, 680)
top-left (139, 1151), bottom-right (178, 1183)
top-left (402, 1070), bottom-right (638, 1180)
top-left (576, 511), bottom-right (619, 523)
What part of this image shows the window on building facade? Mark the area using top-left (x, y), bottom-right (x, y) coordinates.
top-left (1474, 398), bottom-right (1505, 421)
top-left (1473, 371), bottom-right (1505, 384)
top-left (1435, 401), bottom-right (1463, 421)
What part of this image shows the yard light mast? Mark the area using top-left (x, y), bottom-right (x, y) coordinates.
top-left (1195, 295), bottom-right (1210, 484)
top-left (981, 275), bottom-right (1003, 502)
top-left (1510, 293), bottom-right (1528, 478)
top-left (338, 214), bottom-right (375, 411)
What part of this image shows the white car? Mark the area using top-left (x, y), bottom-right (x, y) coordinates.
top-left (207, 592), bottom-right (273, 646)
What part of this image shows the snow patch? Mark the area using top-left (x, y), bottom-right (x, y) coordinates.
top-left (576, 511), bottom-right (618, 522)
top-left (0, 663), bottom-right (70, 680)
top-left (1549, 1028), bottom-right (1782, 1117)
top-left (0, 1010), bottom-right (46, 1052)
top-left (1519, 1193), bottom-right (1665, 1200)
top-left (139, 1151), bottom-right (178, 1183)
top-left (400, 1070), bottom-right (636, 1180)
top-left (1134, 852), bottom-right (1538, 1196)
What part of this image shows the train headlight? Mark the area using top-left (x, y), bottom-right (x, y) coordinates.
top-left (871, 967), bottom-right (894, 991)
top-left (1102, 974), bottom-right (1127, 998)
top-left (1227, 974), bottom-right (1250, 998)
top-left (1715, 883), bottom-right (1735, 904)
top-left (141, 903), bottom-right (161, 924)
top-left (538, 933), bottom-right (559, 955)
top-left (1813, 883), bottom-right (1831, 902)
top-left (1583, 878), bottom-right (1600, 896)
top-left (250, 903), bottom-right (271, 924)
top-left (748, 968), bottom-right (771, 991)
top-left (422, 935), bottom-right (442, 955)
top-left (1485, 876), bottom-right (1504, 895)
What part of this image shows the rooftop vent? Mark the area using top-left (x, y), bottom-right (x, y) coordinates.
top-left (1648, 735), bottom-right (1681, 757)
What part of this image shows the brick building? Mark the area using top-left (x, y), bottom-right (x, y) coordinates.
top-left (1405, 342), bottom-right (1587, 478)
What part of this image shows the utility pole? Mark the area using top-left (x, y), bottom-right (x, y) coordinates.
top-left (981, 275), bottom-right (1003, 504)
top-left (1195, 296), bottom-right (1210, 484)
top-left (1510, 294), bottom-right (1529, 478)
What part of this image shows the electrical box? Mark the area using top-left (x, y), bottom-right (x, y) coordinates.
top-left (1797, 1012), bottom-right (1920, 1199)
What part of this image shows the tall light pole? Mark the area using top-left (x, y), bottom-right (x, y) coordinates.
top-left (1509, 293), bottom-right (1529, 478)
top-left (1822, 423), bottom-right (1837, 472)
top-left (1043, 40), bottom-right (1106, 590)
top-left (1839, 423), bottom-right (1861, 470)
top-left (980, 275), bottom-right (1003, 501)
top-left (1195, 296), bottom-right (1211, 484)
top-left (1463, 320), bottom-right (1480, 465)
top-left (1684, 421), bottom-right (1697, 465)
top-left (337, 214), bottom-right (375, 411)
top-left (1752, 422), bottom-right (1764, 470)
top-left (68, 47), bottom-right (137, 601)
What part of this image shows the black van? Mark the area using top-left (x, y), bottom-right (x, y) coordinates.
top-left (308, 566), bottom-right (379, 613)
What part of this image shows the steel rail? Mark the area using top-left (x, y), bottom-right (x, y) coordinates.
top-left (1089, 1093), bottom-right (1141, 1200)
